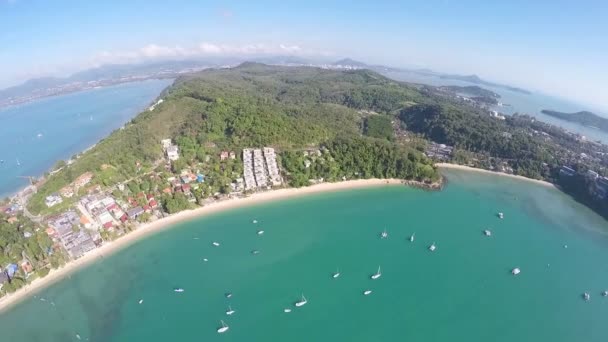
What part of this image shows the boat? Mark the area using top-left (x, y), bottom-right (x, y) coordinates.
top-left (429, 243), bottom-right (436, 252)
top-left (174, 288), bottom-right (185, 293)
top-left (252, 219), bottom-right (258, 224)
top-left (284, 308), bottom-right (292, 313)
top-left (76, 334), bottom-right (81, 340)
top-left (583, 292), bottom-right (591, 301)
top-left (333, 268), bottom-right (340, 279)
top-left (16, 158), bottom-right (20, 166)
top-left (295, 294), bottom-right (307, 307)
top-left (603, 290), bottom-right (608, 297)
top-left (363, 290), bottom-right (372, 295)
top-left (381, 229), bottom-right (388, 239)
top-left (217, 320), bottom-right (229, 334)
top-left (251, 250), bottom-right (260, 255)
top-left (409, 233), bottom-right (415, 242)
top-left (37, 133), bottom-right (43, 138)
top-left (203, 258), bottom-right (208, 262)
top-left (226, 305), bottom-right (235, 315)
top-left (498, 212), bottom-right (504, 219)
top-left (484, 230), bottom-right (492, 237)
top-left (138, 299), bottom-right (144, 304)
top-left (371, 266), bottom-right (382, 280)
top-left (564, 244), bottom-right (568, 249)
top-left (212, 242), bottom-right (220, 247)
top-left (257, 230), bottom-right (264, 235)
top-left (225, 292), bottom-right (233, 298)
top-left (511, 268), bottom-right (521, 275)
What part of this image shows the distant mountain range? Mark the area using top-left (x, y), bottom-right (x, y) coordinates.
top-left (541, 110), bottom-right (608, 133)
top-left (0, 56), bottom-right (531, 108)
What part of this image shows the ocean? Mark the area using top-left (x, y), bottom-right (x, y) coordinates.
top-left (0, 79), bottom-right (173, 197)
top-left (383, 70), bottom-right (608, 143)
top-left (2, 169), bottom-right (608, 341)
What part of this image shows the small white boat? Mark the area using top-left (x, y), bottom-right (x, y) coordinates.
top-left (257, 230), bottom-right (264, 235)
top-left (583, 292), bottom-right (591, 301)
top-left (409, 233), bottom-right (415, 242)
top-left (511, 268), bottom-right (521, 275)
top-left (138, 299), bottom-right (144, 304)
top-left (37, 133), bottom-right (43, 138)
top-left (484, 230), bottom-right (492, 237)
top-left (602, 290), bottom-right (608, 297)
top-left (363, 290), bottom-right (372, 295)
top-left (174, 288), bottom-right (185, 293)
top-left (217, 320), bottom-right (229, 334)
top-left (251, 250), bottom-right (260, 255)
top-left (212, 242), bottom-right (220, 247)
top-left (333, 268), bottom-right (340, 279)
top-left (203, 258), bottom-right (208, 262)
top-left (76, 334), bottom-right (81, 340)
top-left (381, 229), bottom-right (388, 239)
top-left (226, 305), bottom-right (235, 315)
top-left (371, 266), bottom-right (382, 280)
top-left (252, 219), bottom-right (258, 224)
top-left (564, 244), bottom-right (568, 249)
top-left (429, 243), bottom-right (436, 252)
top-left (295, 294), bottom-right (307, 307)
top-left (498, 212), bottom-right (504, 219)
top-left (284, 308), bottom-right (292, 313)
top-left (225, 292), bottom-right (233, 298)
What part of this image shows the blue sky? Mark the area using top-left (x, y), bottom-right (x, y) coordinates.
top-left (1, 0), bottom-right (607, 111)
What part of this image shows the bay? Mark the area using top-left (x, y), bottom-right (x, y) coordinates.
top-left (0, 79), bottom-right (172, 197)
top-left (1, 169), bottom-right (608, 341)
top-left (383, 70), bottom-right (608, 143)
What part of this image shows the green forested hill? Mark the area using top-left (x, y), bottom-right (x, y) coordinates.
top-left (28, 63), bottom-right (438, 213)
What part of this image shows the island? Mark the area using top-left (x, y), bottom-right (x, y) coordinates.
top-left (2, 63), bottom-right (608, 309)
top-left (541, 109), bottom-right (608, 133)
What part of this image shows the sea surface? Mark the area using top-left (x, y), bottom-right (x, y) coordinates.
top-left (383, 70), bottom-right (608, 143)
top-left (0, 79), bottom-right (172, 197)
top-left (2, 169), bottom-right (608, 342)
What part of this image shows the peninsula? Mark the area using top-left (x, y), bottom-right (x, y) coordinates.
top-left (542, 109), bottom-right (608, 133)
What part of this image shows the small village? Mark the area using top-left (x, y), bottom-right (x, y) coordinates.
top-left (0, 139), bottom-right (283, 291)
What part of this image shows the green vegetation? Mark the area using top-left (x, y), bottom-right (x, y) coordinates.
top-left (364, 115), bottom-right (394, 141)
top-left (29, 63), bottom-right (440, 214)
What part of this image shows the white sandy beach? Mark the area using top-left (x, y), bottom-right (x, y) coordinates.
top-left (436, 163), bottom-right (556, 188)
top-left (0, 178), bottom-right (402, 313)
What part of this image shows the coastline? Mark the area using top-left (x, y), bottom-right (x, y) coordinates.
top-left (0, 178), bottom-right (403, 314)
top-left (436, 163), bottom-right (556, 188)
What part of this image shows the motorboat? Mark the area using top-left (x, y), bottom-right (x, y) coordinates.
top-left (257, 230), bottom-right (264, 235)
top-left (371, 266), bottom-right (382, 280)
top-left (251, 250), bottom-right (260, 255)
top-left (217, 320), bottom-right (229, 333)
top-left (138, 299), bottom-right (144, 304)
top-left (333, 268), bottom-right (340, 279)
top-left (409, 233), bottom-right (415, 242)
top-left (583, 292), bottom-right (591, 301)
top-left (511, 268), bottom-right (521, 275)
top-left (225, 292), bottom-right (233, 298)
top-left (212, 242), bottom-right (220, 247)
top-left (174, 288), bottom-right (184, 293)
top-left (226, 306), bottom-right (235, 315)
top-left (284, 308), bottom-right (292, 313)
top-left (498, 212), bottom-right (504, 219)
top-left (252, 219), bottom-right (258, 224)
top-left (484, 230), bottom-right (492, 237)
top-left (429, 243), bottom-right (436, 252)
top-left (363, 290), bottom-right (372, 295)
top-left (295, 294), bottom-right (308, 307)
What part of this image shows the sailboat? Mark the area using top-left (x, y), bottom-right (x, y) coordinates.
top-left (410, 233), bottom-right (415, 242)
top-left (217, 320), bottom-right (229, 333)
top-left (371, 266), bottom-right (382, 280)
top-left (226, 305), bottom-right (235, 315)
top-left (295, 294), bottom-right (308, 307)
top-left (332, 268), bottom-right (340, 279)
top-left (381, 229), bottom-right (388, 239)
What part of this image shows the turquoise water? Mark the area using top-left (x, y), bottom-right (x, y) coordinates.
top-left (0, 79), bottom-right (172, 197)
top-left (384, 70), bottom-right (608, 143)
top-left (2, 169), bottom-right (608, 341)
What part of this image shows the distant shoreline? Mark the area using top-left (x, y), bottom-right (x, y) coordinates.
top-left (0, 178), bottom-right (403, 313)
top-left (436, 163), bottom-right (556, 188)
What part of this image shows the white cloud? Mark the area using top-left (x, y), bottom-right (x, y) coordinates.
top-left (90, 42), bottom-right (324, 66)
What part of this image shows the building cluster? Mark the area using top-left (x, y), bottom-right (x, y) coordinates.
top-left (47, 211), bottom-right (98, 259)
top-left (243, 147), bottom-right (283, 190)
top-left (425, 142), bottom-right (454, 161)
top-left (80, 194), bottom-right (124, 229)
top-left (161, 139), bottom-right (179, 161)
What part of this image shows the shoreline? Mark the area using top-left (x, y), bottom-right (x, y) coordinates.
top-left (436, 163), bottom-right (556, 188)
top-left (0, 178), bottom-right (403, 314)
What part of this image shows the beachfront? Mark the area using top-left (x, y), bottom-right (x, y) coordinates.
top-left (0, 178), bottom-right (403, 313)
top-left (436, 163), bottom-right (556, 188)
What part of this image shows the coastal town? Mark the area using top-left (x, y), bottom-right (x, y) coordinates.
top-left (0, 139), bottom-right (284, 295)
